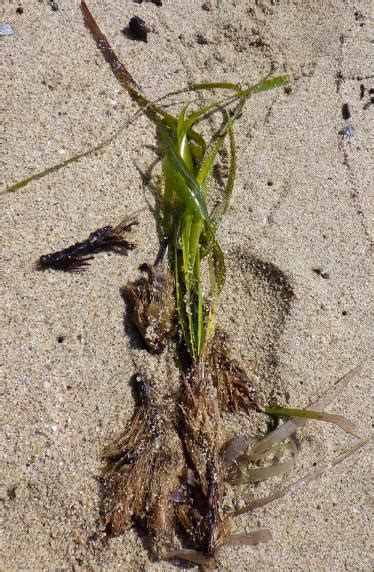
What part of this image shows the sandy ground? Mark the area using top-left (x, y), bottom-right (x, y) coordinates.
top-left (1, 0), bottom-right (373, 570)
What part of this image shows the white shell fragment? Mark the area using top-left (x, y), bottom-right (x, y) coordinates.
top-left (0, 23), bottom-right (14, 37)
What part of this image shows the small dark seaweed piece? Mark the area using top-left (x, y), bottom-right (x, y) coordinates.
top-left (312, 268), bottom-right (330, 280)
top-left (359, 84), bottom-right (365, 99)
top-left (133, 0), bottom-right (162, 5)
top-left (37, 219), bottom-right (138, 272)
top-left (129, 16), bottom-right (149, 42)
top-left (342, 102), bottom-right (351, 120)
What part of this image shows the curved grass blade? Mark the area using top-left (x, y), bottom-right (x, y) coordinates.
top-left (239, 74), bottom-right (290, 97)
top-left (187, 82), bottom-right (243, 93)
top-left (163, 75), bottom-right (290, 123)
top-left (4, 122), bottom-right (129, 193)
top-left (223, 529), bottom-right (272, 546)
top-left (225, 364), bottom-right (364, 464)
top-left (5, 154), bottom-right (86, 193)
top-left (196, 129), bottom-right (226, 188)
top-left (264, 406), bottom-right (358, 437)
top-left (176, 105), bottom-right (195, 172)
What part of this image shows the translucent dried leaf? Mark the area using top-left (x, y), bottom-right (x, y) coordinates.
top-left (230, 436), bottom-right (370, 516)
top-left (223, 529), bottom-right (272, 546)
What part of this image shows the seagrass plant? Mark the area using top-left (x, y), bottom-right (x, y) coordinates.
top-left (6, 2), bottom-right (369, 568)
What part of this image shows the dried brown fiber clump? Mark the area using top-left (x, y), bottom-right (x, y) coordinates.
top-left (208, 330), bottom-right (259, 413)
top-left (103, 375), bottom-right (185, 554)
top-left (122, 250), bottom-right (177, 354)
top-left (178, 360), bottom-right (229, 555)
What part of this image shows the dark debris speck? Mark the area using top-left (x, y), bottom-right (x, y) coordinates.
top-left (342, 102), bottom-right (351, 120)
top-left (196, 33), bottom-right (209, 45)
top-left (7, 486), bottom-right (17, 500)
top-left (312, 268), bottom-right (330, 280)
top-left (128, 16), bottom-right (149, 42)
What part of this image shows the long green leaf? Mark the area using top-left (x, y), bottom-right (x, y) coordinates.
top-left (240, 75), bottom-right (289, 97)
top-left (157, 124), bottom-right (209, 222)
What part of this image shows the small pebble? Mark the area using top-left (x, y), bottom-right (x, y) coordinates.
top-left (50, 0), bottom-right (58, 11)
top-left (16, 6), bottom-right (24, 14)
top-left (0, 23), bottom-right (14, 36)
top-left (129, 16), bottom-right (149, 42)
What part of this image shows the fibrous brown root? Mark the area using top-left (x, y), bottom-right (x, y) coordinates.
top-left (178, 359), bottom-right (230, 556)
top-left (122, 250), bottom-right (177, 354)
top-left (208, 330), bottom-right (259, 412)
top-left (103, 375), bottom-right (185, 553)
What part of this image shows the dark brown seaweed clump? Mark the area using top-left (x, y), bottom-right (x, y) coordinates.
top-left (37, 220), bottom-right (138, 273)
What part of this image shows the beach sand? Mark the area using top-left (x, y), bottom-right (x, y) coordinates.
top-left (2, 0), bottom-right (372, 569)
